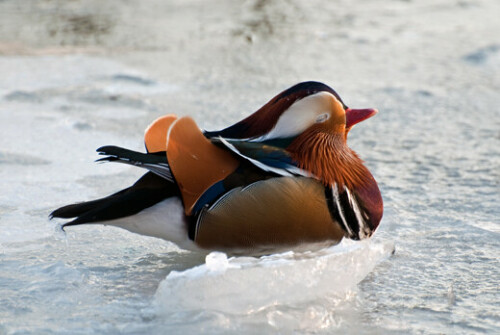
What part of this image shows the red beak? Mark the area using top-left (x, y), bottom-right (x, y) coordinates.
top-left (345, 108), bottom-right (378, 129)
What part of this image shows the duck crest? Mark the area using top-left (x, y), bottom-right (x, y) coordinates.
top-left (205, 81), bottom-right (345, 140)
top-left (287, 129), bottom-right (371, 189)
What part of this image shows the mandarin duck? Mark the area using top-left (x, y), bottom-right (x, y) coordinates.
top-left (51, 81), bottom-right (383, 255)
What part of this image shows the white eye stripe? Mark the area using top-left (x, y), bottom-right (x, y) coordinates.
top-left (249, 91), bottom-right (337, 142)
top-left (316, 113), bottom-right (330, 123)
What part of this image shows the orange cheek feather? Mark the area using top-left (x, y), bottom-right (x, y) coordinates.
top-left (287, 124), bottom-right (371, 189)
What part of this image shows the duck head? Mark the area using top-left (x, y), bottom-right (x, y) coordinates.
top-left (211, 81), bottom-right (378, 187)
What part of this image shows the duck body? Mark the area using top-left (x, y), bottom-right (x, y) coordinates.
top-left (51, 81), bottom-right (383, 255)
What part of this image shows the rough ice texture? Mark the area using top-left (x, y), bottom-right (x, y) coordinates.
top-left (150, 240), bottom-right (394, 332)
top-left (155, 240), bottom-right (394, 313)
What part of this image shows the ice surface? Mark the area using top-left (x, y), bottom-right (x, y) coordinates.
top-left (148, 240), bottom-right (395, 333)
top-left (154, 240), bottom-right (394, 314)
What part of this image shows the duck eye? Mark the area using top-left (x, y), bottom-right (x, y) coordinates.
top-left (316, 113), bottom-right (330, 123)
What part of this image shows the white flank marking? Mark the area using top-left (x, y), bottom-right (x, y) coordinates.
top-left (106, 197), bottom-right (201, 252)
top-left (218, 137), bottom-right (310, 177)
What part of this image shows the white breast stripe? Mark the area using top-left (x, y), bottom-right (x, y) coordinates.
top-left (345, 186), bottom-right (369, 239)
top-left (332, 183), bottom-right (354, 237)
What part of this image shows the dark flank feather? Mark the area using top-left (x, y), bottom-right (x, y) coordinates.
top-left (211, 138), bottom-right (296, 169)
top-left (211, 137), bottom-right (308, 177)
top-left (50, 172), bottom-right (179, 227)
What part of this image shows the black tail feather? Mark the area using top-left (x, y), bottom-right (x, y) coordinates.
top-left (50, 187), bottom-right (130, 219)
top-left (96, 146), bottom-right (167, 165)
top-left (50, 172), bottom-right (180, 227)
top-left (96, 146), bottom-right (173, 181)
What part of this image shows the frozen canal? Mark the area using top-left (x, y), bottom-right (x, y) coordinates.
top-left (0, 0), bottom-right (499, 334)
